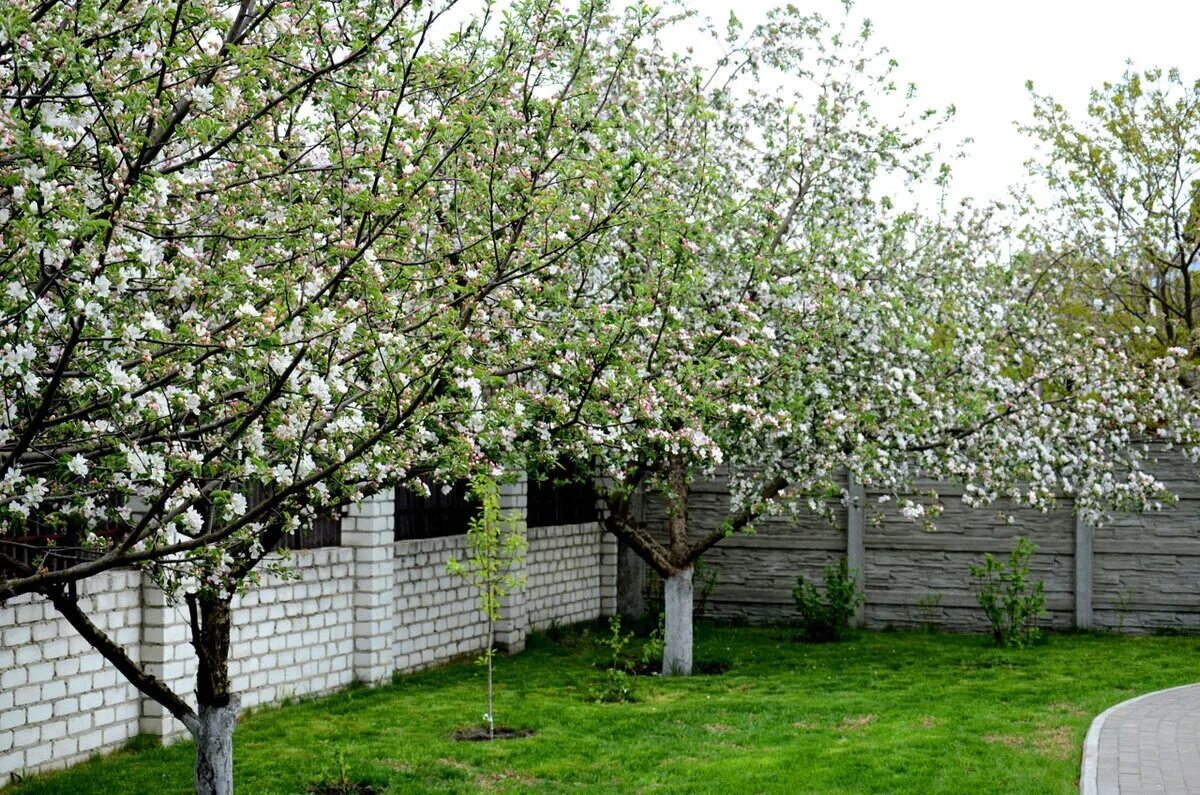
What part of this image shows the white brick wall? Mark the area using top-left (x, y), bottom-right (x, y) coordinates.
top-left (228, 546), bottom-right (356, 708)
top-left (1, 484), bottom-right (618, 781)
top-left (526, 522), bottom-right (608, 630)
top-left (0, 570), bottom-right (143, 779)
top-left (138, 578), bottom-right (193, 739)
top-left (393, 535), bottom-right (491, 671)
top-left (344, 493), bottom-right (396, 684)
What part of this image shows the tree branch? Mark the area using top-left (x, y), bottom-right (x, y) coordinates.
top-left (45, 585), bottom-right (197, 729)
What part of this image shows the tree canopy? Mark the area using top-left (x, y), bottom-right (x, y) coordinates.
top-left (1023, 68), bottom-right (1200, 379)
top-left (0, 0), bottom-right (663, 790)
top-left (510, 9), bottom-right (1200, 674)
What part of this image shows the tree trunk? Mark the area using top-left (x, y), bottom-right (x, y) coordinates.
top-left (602, 463), bottom-right (783, 677)
top-left (660, 456), bottom-right (695, 676)
top-left (186, 592), bottom-right (238, 795)
top-left (662, 566), bottom-right (693, 676)
top-left (487, 616), bottom-right (495, 740)
top-left (189, 699), bottom-right (239, 795)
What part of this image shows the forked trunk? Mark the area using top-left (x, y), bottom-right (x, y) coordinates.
top-left (189, 700), bottom-right (239, 795)
top-left (45, 587), bottom-right (225, 794)
top-left (662, 566), bottom-right (694, 676)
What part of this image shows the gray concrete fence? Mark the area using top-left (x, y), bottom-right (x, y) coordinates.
top-left (625, 450), bottom-right (1200, 634)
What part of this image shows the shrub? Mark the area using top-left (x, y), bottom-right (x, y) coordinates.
top-left (593, 666), bottom-right (635, 704)
top-left (592, 616), bottom-right (636, 702)
top-left (970, 537), bottom-right (1047, 648)
top-left (588, 614), bottom-right (671, 700)
top-left (306, 750), bottom-right (379, 795)
top-left (793, 558), bottom-right (864, 642)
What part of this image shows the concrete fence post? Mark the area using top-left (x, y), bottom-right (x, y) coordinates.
top-left (1075, 510), bottom-right (1094, 630)
top-left (616, 543), bottom-right (647, 619)
top-left (847, 473), bottom-right (867, 627)
top-left (343, 491), bottom-right (396, 684)
top-left (599, 531), bottom-right (619, 618)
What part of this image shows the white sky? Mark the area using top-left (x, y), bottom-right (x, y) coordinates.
top-left (672, 0), bottom-right (1200, 205)
top-left (435, 0), bottom-right (1200, 205)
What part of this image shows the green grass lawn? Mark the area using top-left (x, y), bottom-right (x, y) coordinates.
top-left (7, 625), bottom-right (1200, 794)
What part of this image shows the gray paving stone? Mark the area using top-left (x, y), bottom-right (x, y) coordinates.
top-left (1083, 684), bottom-right (1200, 794)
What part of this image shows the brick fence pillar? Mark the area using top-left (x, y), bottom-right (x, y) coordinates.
top-left (344, 491), bottom-right (396, 684)
top-left (495, 474), bottom-right (528, 654)
top-left (138, 581), bottom-right (194, 738)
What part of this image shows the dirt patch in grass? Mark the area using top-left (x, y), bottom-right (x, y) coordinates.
top-left (476, 770), bottom-right (541, 791)
top-left (704, 723), bottom-right (732, 734)
top-left (614, 658), bottom-right (730, 677)
top-left (621, 660), bottom-right (731, 676)
top-left (1034, 726), bottom-right (1074, 760)
top-left (695, 660), bottom-right (732, 675)
top-left (918, 716), bottom-right (937, 729)
top-left (451, 726), bottom-right (536, 742)
top-left (984, 734), bottom-right (1026, 749)
top-left (1049, 702), bottom-right (1088, 718)
top-left (792, 720), bottom-right (818, 730)
top-left (839, 714), bottom-right (878, 730)
top-left (306, 782), bottom-right (379, 795)
top-left (641, 689), bottom-right (696, 706)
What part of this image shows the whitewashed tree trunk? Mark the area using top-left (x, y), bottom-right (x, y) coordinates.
top-left (187, 698), bottom-right (239, 795)
top-left (662, 566), bottom-right (694, 676)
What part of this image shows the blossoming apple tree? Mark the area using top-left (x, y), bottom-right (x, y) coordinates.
top-left (0, 0), bottom-right (660, 791)
top-left (513, 7), bottom-right (1200, 675)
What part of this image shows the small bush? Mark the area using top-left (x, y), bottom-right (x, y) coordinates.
top-left (587, 614), bottom-right (672, 698)
top-left (306, 750), bottom-right (379, 795)
top-left (600, 615), bottom-right (633, 665)
top-left (591, 616), bottom-right (637, 702)
top-left (592, 666), bottom-right (635, 703)
top-left (970, 537), bottom-right (1047, 648)
top-left (793, 558), bottom-right (864, 642)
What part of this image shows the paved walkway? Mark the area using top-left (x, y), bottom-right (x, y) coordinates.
top-left (1082, 683), bottom-right (1200, 794)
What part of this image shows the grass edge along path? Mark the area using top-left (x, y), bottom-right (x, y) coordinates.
top-left (6, 625), bottom-right (1199, 794)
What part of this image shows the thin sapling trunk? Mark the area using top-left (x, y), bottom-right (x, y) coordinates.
top-left (448, 475), bottom-right (526, 739)
top-left (487, 611), bottom-right (495, 740)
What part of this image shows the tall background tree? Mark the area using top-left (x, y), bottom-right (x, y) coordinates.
top-left (0, 0), bottom-right (660, 791)
top-left (1023, 68), bottom-right (1200, 381)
